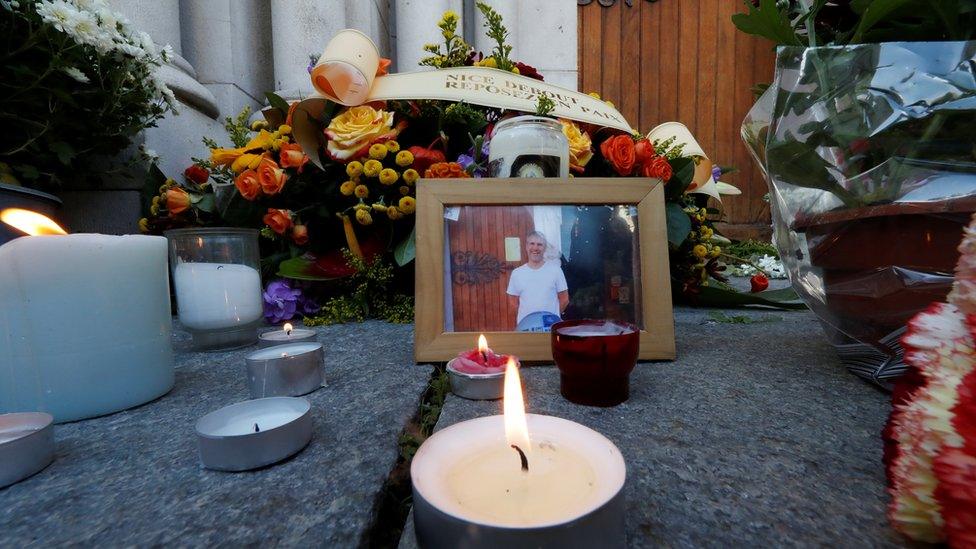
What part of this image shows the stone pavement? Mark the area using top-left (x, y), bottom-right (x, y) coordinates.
top-left (0, 321), bottom-right (429, 547)
top-left (0, 308), bottom-right (907, 547)
top-left (400, 308), bottom-right (906, 548)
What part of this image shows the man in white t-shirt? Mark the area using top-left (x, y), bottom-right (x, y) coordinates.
top-left (506, 231), bottom-right (569, 330)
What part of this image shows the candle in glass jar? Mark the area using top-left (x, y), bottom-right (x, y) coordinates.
top-left (172, 262), bottom-right (263, 330)
top-left (487, 115), bottom-right (570, 178)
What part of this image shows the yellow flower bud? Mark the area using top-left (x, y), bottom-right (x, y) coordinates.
top-left (346, 161), bottom-right (364, 178)
top-left (398, 196), bottom-right (416, 214)
top-left (387, 207), bottom-right (401, 220)
top-left (403, 168), bottom-right (419, 185)
top-left (369, 144), bottom-right (388, 160)
top-left (692, 244), bottom-right (707, 259)
top-left (363, 159), bottom-right (382, 178)
top-left (278, 124), bottom-right (292, 135)
top-left (340, 180), bottom-right (356, 196)
top-left (355, 208), bottom-right (373, 225)
top-left (399, 185), bottom-right (410, 196)
top-left (250, 120), bottom-right (268, 131)
top-left (379, 168), bottom-right (399, 186)
top-left (354, 184), bottom-right (369, 198)
top-left (371, 203), bottom-right (388, 213)
top-left (138, 218), bottom-right (149, 233)
top-left (395, 150), bottom-right (414, 168)
top-left (385, 140), bottom-right (400, 153)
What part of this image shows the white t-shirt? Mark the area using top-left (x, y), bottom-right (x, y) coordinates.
top-left (506, 261), bottom-right (568, 324)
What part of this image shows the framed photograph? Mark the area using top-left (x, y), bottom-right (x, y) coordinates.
top-left (414, 178), bottom-right (675, 362)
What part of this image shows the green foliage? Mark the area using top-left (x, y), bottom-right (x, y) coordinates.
top-left (442, 102), bottom-right (489, 134)
top-left (302, 250), bottom-right (414, 325)
top-left (732, 0), bottom-right (976, 47)
top-left (665, 202), bottom-right (692, 247)
top-left (419, 10), bottom-right (472, 69)
top-left (394, 226), bottom-right (416, 266)
top-left (399, 370), bottom-right (451, 461)
top-left (1, 0), bottom-right (177, 191)
top-left (707, 311), bottom-right (782, 324)
top-left (535, 95), bottom-right (556, 117)
top-left (726, 239), bottom-right (779, 260)
top-left (476, 2), bottom-right (515, 71)
top-left (223, 107), bottom-right (253, 148)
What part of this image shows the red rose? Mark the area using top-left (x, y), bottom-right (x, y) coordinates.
top-left (263, 208), bottom-right (293, 235)
top-left (641, 155), bottom-right (673, 182)
top-left (514, 62), bottom-right (544, 81)
top-left (634, 139), bottom-right (655, 167)
top-left (599, 135), bottom-right (636, 176)
top-left (184, 165), bottom-right (209, 185)
top-left (750, 273), bottom-right (769, 293)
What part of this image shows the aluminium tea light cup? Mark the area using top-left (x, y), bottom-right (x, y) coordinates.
top-left (0, 412), bottom-right (55, 488)
top-left (258, 323), bottom-right (317, 348)
top-left (195, 397), bottom-right (312, 472)
top-left (445, 358), bottom-right (506, 400)
top-left (245, 342), bottom-right (324, 399)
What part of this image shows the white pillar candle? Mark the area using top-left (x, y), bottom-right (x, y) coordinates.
top-left (0, 234), bottom-right (174, 423)
top-left (172, 262), bottom-right (263, 331)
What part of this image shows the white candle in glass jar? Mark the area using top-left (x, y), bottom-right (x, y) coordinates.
top-left (488, 115), bottom-right (570, 178)
top-left (172, 262), bottom-right (263, 330)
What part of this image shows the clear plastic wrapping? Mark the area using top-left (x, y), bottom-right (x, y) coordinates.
top-left (742, 41), bottom-right (976, 384)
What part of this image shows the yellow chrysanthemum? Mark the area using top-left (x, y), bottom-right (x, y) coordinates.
top-left (355, 208), bottom-right (373, 225)
top-left (379, 168), bottom-right (399, 186)
top-left (386, 207), bottom-right (402, 220)
top-left (346, 161), bottom-right (364, 178)
top-left (363, 159), bottom-right (382, 178)
top-left (250, 120), bottom-right (268, 131)
top-left (354, 184), bottom-right (369, 198)
top-left (692, 244), bottom-right (707, 259)
top-left (398, 196), bottom-right (416, 214)
top-left (399, 185), bottom-right (410, 196)
top-left (340, 180), bottom-right (356, 196)
top-left (369, 143), bottom-right (388, 160)
top-left (371, 202), bottom-right (388, 213)
top-left (403, 168), bottom-right (419, 185)
top-left (385, 141), bottom-right (400, 153)
top-left (395, 150), bottom-right (414, 168)
top-left (278, 124), bottom-right (292, 135)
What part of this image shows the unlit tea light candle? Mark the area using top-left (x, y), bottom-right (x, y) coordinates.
top-left (195, 397), bottom-right (312, 472)
top-left (245, 342), bottom-right (324, 398)
top-left (0, 412), bottom-right (55, 488)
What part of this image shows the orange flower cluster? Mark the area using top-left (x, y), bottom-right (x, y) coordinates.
top-left (262, 208), bottom-right (308, 245)
top-left (599, 134), bottom-right (672, 182)
top-left (424, 162), bottom-right (470, 179)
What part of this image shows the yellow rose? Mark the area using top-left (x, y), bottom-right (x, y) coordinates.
top-left (559, 119), bottom-right (593, 172)
top-left (325, 106), bottom-right (405, 161)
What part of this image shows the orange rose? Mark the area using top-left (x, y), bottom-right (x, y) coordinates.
top-left (641, 155), bottom-right (673, 182)
top-left (258, 157), bottom-right (288, 195)
top-left (600, 135), bottom-right (636, 176)
top-left (634, 139), bottom-right (655, 167)
top-left (279, 142), bottom-right (309, 172)
top-left (263, 208), bottom-right (293, 235)
top-left (423, 162), bottom-right (470, 179)
top-left (234, 169), bottom-right (261, 200)
top-left (165, 188), bottom-right (190, 216)
top-left (291, 224), bottom-right (309, 245)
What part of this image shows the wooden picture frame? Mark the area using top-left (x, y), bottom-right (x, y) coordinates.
top-left (414, 177), bottom-right (675, 362)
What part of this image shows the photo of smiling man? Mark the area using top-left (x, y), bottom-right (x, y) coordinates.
top-left (506, 230), bottom-right (569, 332)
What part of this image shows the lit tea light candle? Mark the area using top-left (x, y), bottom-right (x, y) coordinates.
top-left (446, 335), bottom-right (517, 400)
top-left (195, 397), bottom-right (312, 472)
top-left (412, 360), bottom-right (626, 547)
top-left (244, 342), bottom-right (324, 399)
top-left (258, 322), bottom-right (318, 348)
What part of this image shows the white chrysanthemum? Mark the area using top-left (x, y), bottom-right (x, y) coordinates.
top-left (114, 41), bottom-right (145, 59)
top-left (61, 66), bottom-right (89, 83)
top-left (35, 0), bottom-right (80, 33)
top-left (137, 31), bottom-right (157, 56)
top-left (160, 44), bottom-right (173, 63)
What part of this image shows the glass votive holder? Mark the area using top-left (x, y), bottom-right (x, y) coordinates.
top-left (166, 228), bottom-right (263, 350)
top-left (550, 319), bottom-right (640, 407)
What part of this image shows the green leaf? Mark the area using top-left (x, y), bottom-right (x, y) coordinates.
top-left (690, 284), bottom-right (806, 310)
top-left (49, 142), bottom-right (75, 165)
top-left (851, 0), bottom-right (914, 43)
top-left (664, 157), bottom-right (695, 202)
top-left (195, 194), bottom-right (215, 213)
top-left (277, 255), bottom-right (341, 281)
top-left (665, 202), bottom-right (692, 247)
top-left (394, 226), bottom-right (416, 266)
top-left (219, 191), bottom-right (263, 227)
top-left (731, 0), bottom-right (803, 46)
top-left (265, 92), bottom-right (290, 113)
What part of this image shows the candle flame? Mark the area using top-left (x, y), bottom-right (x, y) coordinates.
top-left (503, 357), bottom-right (530, 450)
top-left (0, 208), bottom-right (67, 236)
top-left (283, 322), bottom-right (293, 335)
top-left (478, 334), bottom-right (488, 354)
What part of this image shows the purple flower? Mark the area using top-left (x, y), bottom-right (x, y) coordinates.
top-left (263, 280), bottom-right (302, 323)
top-left (456, 141), bottom-right (491, 178)
top-left (711, 165), bottom-right (723, 181)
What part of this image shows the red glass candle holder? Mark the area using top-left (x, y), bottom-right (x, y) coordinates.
top-left (550, 319), bottom-right (640, 407)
